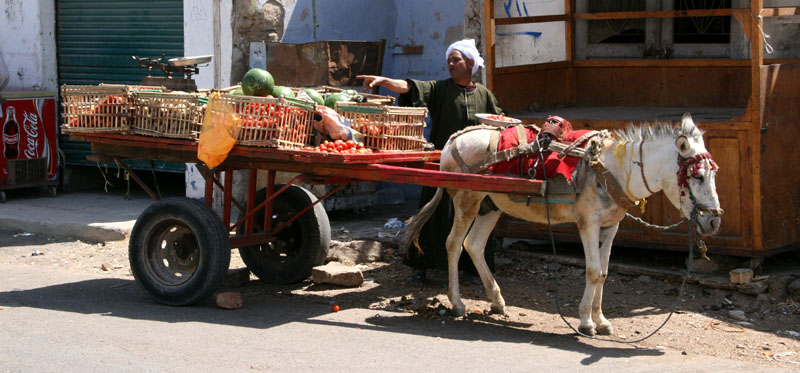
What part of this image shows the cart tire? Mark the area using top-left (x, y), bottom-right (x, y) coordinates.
top-left (0, 191), bottom-right (5, 203)
top-left (129, 197), bottom-right (231, 306)
top-left (237, 185), bottom-right (330, 284)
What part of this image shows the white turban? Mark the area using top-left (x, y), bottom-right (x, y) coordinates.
top-left (445, 39), bottom-right (484, 76)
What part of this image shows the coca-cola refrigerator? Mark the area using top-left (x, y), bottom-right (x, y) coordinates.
top-left (0, 90), bottom-right (59, 202)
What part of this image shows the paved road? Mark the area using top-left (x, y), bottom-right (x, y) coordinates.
top-left (0, 264), bottom-right (781, 372)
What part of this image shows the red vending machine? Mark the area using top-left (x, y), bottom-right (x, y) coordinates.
top-left (0, 91), bottom-right (59, 202)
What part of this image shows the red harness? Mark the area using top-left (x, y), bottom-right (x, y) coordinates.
top-left (489, 128), bottom-right (593, 182)
top-left (677, 152), bottom-right (718, 189)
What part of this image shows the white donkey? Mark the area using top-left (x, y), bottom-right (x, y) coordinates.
top-left (405, 113), bottom-right (722, 336)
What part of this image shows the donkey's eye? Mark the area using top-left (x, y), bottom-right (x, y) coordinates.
top-left (692, 174), bottom-right (705, 183)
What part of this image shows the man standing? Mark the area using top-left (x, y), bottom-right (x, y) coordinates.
top-left (357, 39), bottom-right (503, 283)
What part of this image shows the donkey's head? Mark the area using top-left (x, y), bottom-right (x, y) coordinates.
top-left (673, 113), bottom-right (723, 236)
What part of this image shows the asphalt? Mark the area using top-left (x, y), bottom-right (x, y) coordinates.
top-left (0, 187), bottom-right (154, 242)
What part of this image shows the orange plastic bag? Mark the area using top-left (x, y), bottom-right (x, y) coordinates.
top-left (198, 93), bottom-right (241, 169)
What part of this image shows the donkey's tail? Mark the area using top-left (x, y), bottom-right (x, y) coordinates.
top-left (402, 187), bottom-right (444, 255)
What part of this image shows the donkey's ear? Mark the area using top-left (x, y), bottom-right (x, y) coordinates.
top-left (681, 112), bottom-right (694, 131)
top-left (676, 135), bottom-right (690, 154)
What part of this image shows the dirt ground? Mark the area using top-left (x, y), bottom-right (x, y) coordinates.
top-left (2, 208), bottom-right (799, 369)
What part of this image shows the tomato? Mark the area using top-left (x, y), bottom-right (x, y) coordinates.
top-left (332, 304), bottom-right (340, 312)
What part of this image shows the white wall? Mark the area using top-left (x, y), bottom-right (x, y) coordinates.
top-left (0, 0), bottom-right (57, 91)
top-left (184, 0), bottom-right (235, 201)
top-left (184, 0), bottom-right (234, 90)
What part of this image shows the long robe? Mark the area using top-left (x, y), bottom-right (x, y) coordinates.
top-left (399, 78), bottom-right (503, 273)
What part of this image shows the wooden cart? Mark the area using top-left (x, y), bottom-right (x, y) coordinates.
top-left (72, 133), bottom-right (546, 305)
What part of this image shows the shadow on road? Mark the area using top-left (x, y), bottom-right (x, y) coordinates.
top-left (0, 271), bottom-right (665, 365)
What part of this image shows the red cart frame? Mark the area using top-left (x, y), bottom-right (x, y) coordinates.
top-left (73, 133), bottom-right (545, 305)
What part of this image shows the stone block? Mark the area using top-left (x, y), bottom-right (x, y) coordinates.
top-left (312, 261), bottom-right (364, 287)
top-left (327, 240), bottom-right (382, 265)
top-left (216, 292), bottom-right (244, 310)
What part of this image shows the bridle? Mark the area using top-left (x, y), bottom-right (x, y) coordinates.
top-left (677, 151), bottom-right (724, 220)
top-left (635, 141), bottom-right (724, 221)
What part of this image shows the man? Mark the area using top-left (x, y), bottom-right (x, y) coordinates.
top-left (357, 39), bottom-right (503, 283)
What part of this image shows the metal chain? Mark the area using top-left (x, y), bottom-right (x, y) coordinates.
top-left (625, 212), bottom-right (687, 231)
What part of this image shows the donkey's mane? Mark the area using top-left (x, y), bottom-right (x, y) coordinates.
top-left (613, 121), bottom-right (702, 143)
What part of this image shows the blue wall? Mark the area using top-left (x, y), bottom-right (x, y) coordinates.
top-left (390, 0), bottom-right (466, 81)
top-left (281, 0), bottom-right (467, 92)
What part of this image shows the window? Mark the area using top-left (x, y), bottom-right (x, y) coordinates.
top-left (576, 0), bottom-right (743, 59)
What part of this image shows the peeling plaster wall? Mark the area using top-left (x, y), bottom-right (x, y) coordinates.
top-left (230, 0), bottom-right (284, 84)
top-left (0, 0), bottom-right (57, 91)
top-left (278, 0), bottom-right (472, 91)
top-left (280, 0), bottom-right (397, 91)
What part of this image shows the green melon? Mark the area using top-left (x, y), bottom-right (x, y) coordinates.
top-left (324, 92), bottom-right (350, 109)
top-left (272, 85), bottom-right (296, 99)
top-left (231, 87), bottom-right (245, 96)
top-left (241, 68), bottom-right (274, 96)
top-left (303, 88), bottom-right (324, 105)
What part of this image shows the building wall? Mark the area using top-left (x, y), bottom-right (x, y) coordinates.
top-left (184, 0), bottom-right (234, 90)
top-left (0, 0), bottom-right (57, 91)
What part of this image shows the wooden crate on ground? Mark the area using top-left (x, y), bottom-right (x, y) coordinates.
top-left (335, 103), bottom-right (427, 152)
top-left (130, 92), bottom-right (206, 139)
top-left (221, 94), bottom-right (315, 149)
top-left (60, 84), bottom-right (164, 134)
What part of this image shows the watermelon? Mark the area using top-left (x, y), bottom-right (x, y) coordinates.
top-left (324, 92), bottom-right (350, 109)
top-left (241, 68), bottom-right (274, 96)
top-left (272, 85), bottom-right (296, 99)
top-left (303, 88), bottom-right (324, 105)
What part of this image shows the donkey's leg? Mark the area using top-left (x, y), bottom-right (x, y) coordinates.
top-left (463, 210), bottom-right (505, 314)
top-left (592, 223), bottom-right (619, 336)
top-left (445, 190), bottom-right (482, 317)
top-left (577, 221), bottom-right (602, 336)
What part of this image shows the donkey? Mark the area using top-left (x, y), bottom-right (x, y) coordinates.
top-left (405, 113), bottom-right (722, 336)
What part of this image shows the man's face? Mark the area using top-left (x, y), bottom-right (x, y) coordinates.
top-left (447, 50), bottom-right (474, 80)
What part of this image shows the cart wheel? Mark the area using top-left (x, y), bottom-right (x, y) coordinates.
top-left (129, 197), bottom-right (231, 306)
top-left (0, 191), bottom-right (5, 203)
top-left (237, 185), bottom-right (330, 284)
top-left (47, 186), bottom-right (57, 198)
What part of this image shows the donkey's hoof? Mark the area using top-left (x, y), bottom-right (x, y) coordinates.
top-left (595, 324), bottom-right (614, 336)
top-left (578, 325), bottom-right (596, 336)
top-left (451, 306), bottom-right (466, 317)
top-left (490, 304), bottom-right (505, 315)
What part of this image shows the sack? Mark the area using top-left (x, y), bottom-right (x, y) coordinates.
top-left (197, 92), bottom-right (241, 169)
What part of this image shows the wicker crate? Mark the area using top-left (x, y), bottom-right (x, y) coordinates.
top-left (221, 94), bottom-right (315, 149)
top-left (60, 84), bottom-right (165, 134)
top-left (131, 92), bottom-right (206, 139)
top-left (335, 103), bottom-right (427, 151)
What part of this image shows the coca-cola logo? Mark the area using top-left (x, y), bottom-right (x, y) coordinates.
top-left (23, 111), bottom-right (39, 158)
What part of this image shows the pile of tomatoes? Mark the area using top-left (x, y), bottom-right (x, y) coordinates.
top-left (351, 117), bottom-right (395, 136)
top-left (70, 95), bottom-right (127, 127)
top-left (302, 139), bottom-right (373, 154)
top-left (238, 102), bottom-right (307, 129)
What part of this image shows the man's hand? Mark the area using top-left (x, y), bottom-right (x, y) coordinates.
top-left (356, 75), bottom-right (409, 94)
